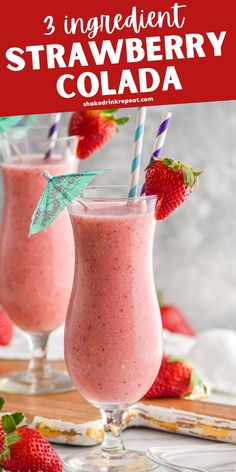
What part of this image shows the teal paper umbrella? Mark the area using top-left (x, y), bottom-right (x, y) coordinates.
top-left (29, 168), bottom-right (106, 236)
top-left (0, 116), bottom-right (24, 133)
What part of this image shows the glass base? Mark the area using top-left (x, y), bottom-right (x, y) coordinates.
top-left (63, 449), bottom-right (158, 472)
top-left (0, 368), bottom-right (75, 395)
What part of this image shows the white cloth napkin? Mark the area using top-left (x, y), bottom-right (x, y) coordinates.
top-left (164, 329), bottom-right (236, 395)
top-left (0, 326), bottom-right (64, 361)
top-left (148, 444), bottom-right (236, 471)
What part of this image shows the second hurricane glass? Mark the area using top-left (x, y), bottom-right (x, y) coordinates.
top-left (0, 131), bottom-right (78, 394)
top-left (64, 186), bottom-right (163, 471)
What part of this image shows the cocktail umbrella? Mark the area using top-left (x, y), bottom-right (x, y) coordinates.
top-left (0, 116), bottom-right (24, 133)
top-left (29, 168), bottom-right (106, 236)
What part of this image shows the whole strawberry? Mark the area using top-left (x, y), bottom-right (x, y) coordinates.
top-left (3, 426), bottom-right (62, 472)
top-left (145, 158), bottom-right (202, 220)
top-left (0, 307), bottom-right (14, 346)
top-left (145, 355), bottom-right (207, 399)
top-left (0, 397), bottom-right (24, 469)
top-left (158, 292), bottom-right (196, 337)
top-left (0, 396), bottom-right (62, 472)
top-left (69, 109), bottom-right (129, 159)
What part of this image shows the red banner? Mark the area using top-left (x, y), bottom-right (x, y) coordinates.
top-left (0, 0), bottom-right (235, 115)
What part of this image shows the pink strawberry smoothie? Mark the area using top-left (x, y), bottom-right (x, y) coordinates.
top-left (65, 202), bottom-right (163, 405)
top-left (0, 155), bottom-right (75, 333)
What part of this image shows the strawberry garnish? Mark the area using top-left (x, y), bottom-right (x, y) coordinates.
top-left (158, 291), bottom-right (196, 337)
top-left (0, 307), bottom-right (13, 346)
top-left (145, 355), bottom-right (207, 399)
top-left (145, 158), bottom-right (203, 220)
top-left (69, 109), bottom-right (129, 159)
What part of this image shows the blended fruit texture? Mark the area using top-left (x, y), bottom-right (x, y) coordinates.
top-left (0, 155), bottom-right (75, 333)
top-left (65, 204), bottom-right (163, 405)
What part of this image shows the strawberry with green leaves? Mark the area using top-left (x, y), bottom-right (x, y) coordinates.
top-left (0, 397), bottom-right (24, 468)
top-left (69, 109), bottom-right (129, 159)
top-left (2, 426), bottom-right (62, 472)
top-left (145, 158), bottom-right (203, 220)
top-left (145, 355), bottom-right (207, 399)
top-left (0, 396), bottom-right (62, 472)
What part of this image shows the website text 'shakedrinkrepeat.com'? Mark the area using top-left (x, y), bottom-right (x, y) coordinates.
top-left (83, 96), bottom-right (154, 107)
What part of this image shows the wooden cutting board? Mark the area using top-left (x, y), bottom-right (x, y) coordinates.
top-left (1, 360), bottom-right (236, 446)
top-left (1, 360), bottom-right (236, 422)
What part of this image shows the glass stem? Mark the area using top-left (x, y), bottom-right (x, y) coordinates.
top-left (27, 333), bottom-right (50, 379)
top-left (100, 409), bottom-right (125, 453)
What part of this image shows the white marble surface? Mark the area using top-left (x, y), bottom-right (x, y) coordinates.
top-left (56, 428), bottom-right (217, 469)
top-left (56, 428), bottom-right (211, 459)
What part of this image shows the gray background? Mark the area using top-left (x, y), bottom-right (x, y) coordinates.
top-left (1, 102), bottom-right (236, 332)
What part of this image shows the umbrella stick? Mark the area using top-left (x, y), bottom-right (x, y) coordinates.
top-left (2, 132), bottom-right (23, 162)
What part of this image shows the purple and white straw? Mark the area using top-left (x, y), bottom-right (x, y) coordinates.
top-left (140, 111), bottom-right (172, 195)
top-left (44, 113), bottom-right (62, 160)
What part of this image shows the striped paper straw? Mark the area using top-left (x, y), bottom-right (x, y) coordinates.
top-left (44, 112), bottom-right (62, 160)
top-left (140, 111), bottom-right (172, 195)
top-left (128, 107), bottom-right (147, 197)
